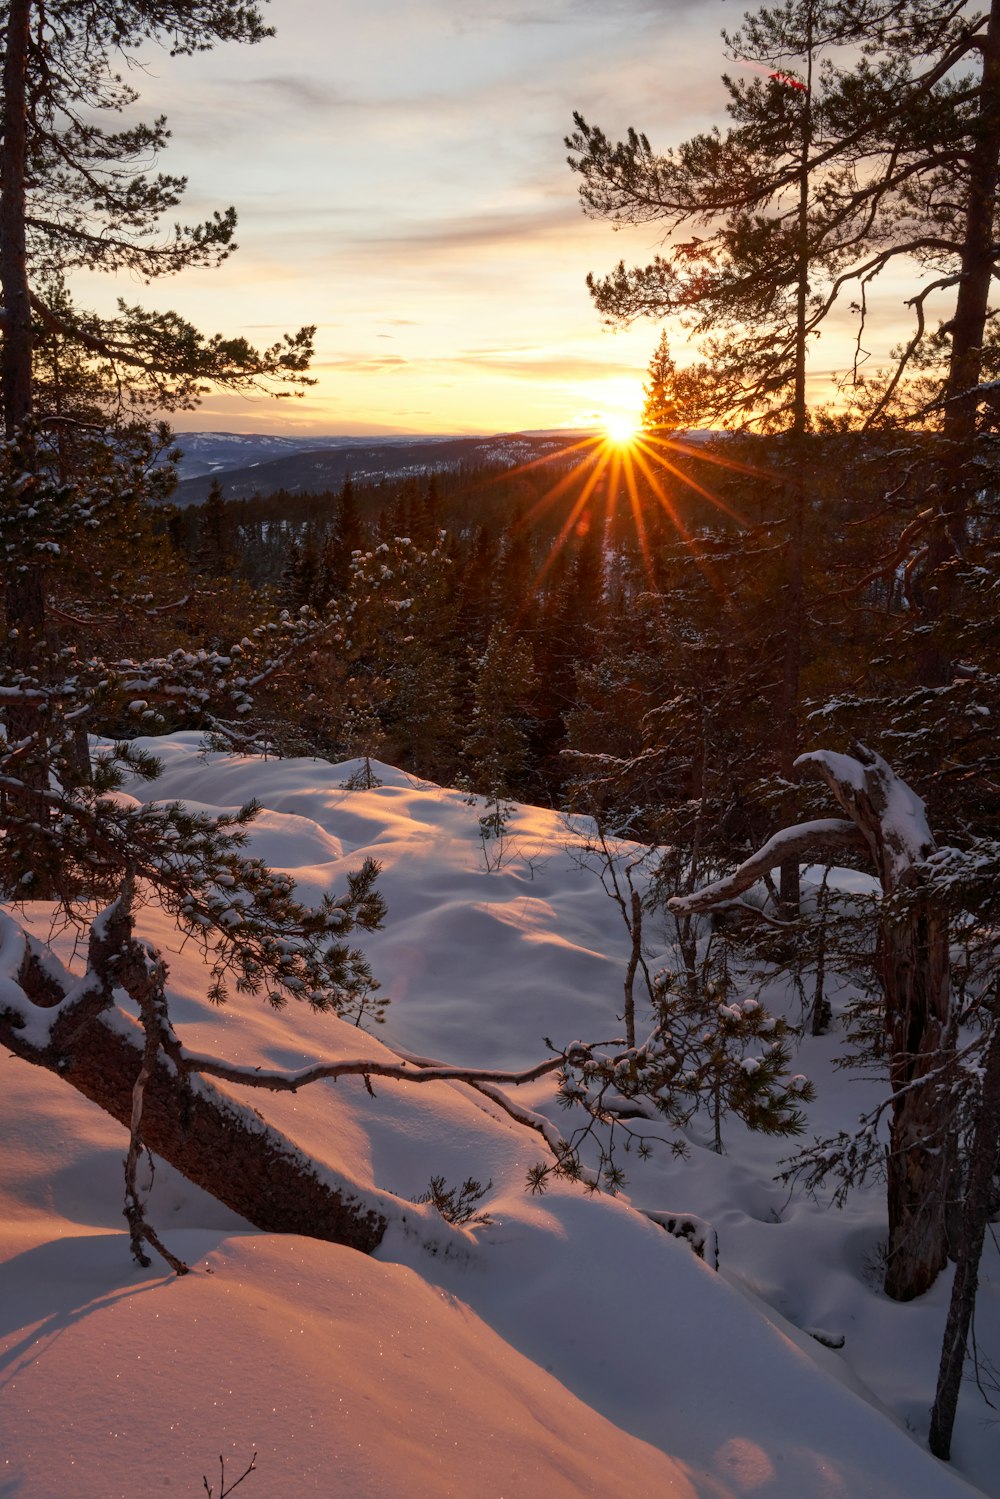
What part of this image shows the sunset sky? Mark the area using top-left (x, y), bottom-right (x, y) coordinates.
top-left (71, 0), bottom-right (911, 437)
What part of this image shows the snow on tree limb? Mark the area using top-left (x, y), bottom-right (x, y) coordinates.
top-left (668, 745), bottom-right (938, 919)
top-left (667, 818), bottom-right (862, 915)
top-left (795, 744), bottom-right (937, 887)
top-left (670, 743), bottom-right (954, 1303)
top-left (0, 916), bottom-right (396, 1254)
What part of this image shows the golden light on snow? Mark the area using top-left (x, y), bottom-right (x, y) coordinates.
top-left (711, 1437), bottom-right (776, 1490)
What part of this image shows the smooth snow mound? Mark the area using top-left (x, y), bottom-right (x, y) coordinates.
top-left (0, 736), bottom-right (989, 1498)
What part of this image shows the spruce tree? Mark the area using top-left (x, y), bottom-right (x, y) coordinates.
top-left (198, 479), bottom-right (234, 578)
top-left (640, 331), bottom-right (681, 435)
top-left (463, 623), bottom-right (538, 833)
top-left (326, 473), bottom-right (363, 596)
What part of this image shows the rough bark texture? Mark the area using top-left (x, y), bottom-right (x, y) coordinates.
top-left (803, 746), bottom-right (953, 1301)
top-left (919, 0), bottom-right (1000, 685)
top-left (0, 0), bottom-right (34, 436)
top-left (928, 1016), bottom-right (1000, 1458)
top-left (940, 0), bottom-right (1000, 489)
top-left (777, 26), bottom-right (814, 917)
top-left (1, 0), bottom-right (58, 869)
top-left (880, 900), bottom-right (952, 1300)
top-left (672, 746), bottom-right (953, 1302)
top-left (1, 0), bottom-right (44, 659)
top-left (1, 947), bottom-right (389, 1255)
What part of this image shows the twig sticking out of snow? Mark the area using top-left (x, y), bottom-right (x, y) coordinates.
top-left (203, 1451), bottom-right (257, 1498)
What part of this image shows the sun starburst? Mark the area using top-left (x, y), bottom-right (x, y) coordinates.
top-left (602, 413), bottom-right (640, 448)
top-left (480, 419), bottom-right (765, 616)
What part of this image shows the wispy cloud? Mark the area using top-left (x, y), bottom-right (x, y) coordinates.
top-left (68, 0), bottom-right (895, 437)
top-left (316, 347), bottom-right (646, 382)
top-left (352, 206), bottom-right (578, 254)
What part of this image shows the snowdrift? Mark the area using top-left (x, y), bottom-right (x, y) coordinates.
top-left (0, 736), bottom-right (990, 1498)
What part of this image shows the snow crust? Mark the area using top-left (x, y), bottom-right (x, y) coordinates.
top-left (0, 735), bottom-right (991, 1498)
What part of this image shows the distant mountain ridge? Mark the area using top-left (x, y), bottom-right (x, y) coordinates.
top-left (167, 429), bottom-right (594, 507)
top-left (169, 430), bottom-right (468, 482)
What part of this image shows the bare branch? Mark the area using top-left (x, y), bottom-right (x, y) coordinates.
top-left (180, 1048), bottom-right (576, 1093)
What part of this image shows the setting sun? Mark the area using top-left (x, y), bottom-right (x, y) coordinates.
top-left (603, 413), bottom-right (640, 447)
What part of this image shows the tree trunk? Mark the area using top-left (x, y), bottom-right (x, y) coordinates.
top-left (940, 0), bottom-right (1000, 499)
top-left (928, 1016), bottom-right (1000, 1458)
top-left (778, 458), bottom-right (805, 916)
top-left (919, 0), bottom-right (1000, 685)
top-left (804, 746), bottom-right (953, 1300)
top-left (0, 941), bottom-right (389, 1255)
top-left (809, 868), bottom-right (832, 1036)
top-left (880, 897), bottom-right (953, 1299)
top-left (1, 0), bottom-right (58, 879)
top-left (672, 748), bottom-right (955, 1301)
top-left (777, 36), bottom-right (814, 916)
top-left (622, 885), bottom-right (642, 1048)
top-left (1, 0), bottom-right (34, 437)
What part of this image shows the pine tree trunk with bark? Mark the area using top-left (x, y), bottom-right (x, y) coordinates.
top-left (919, 0), bottom-right (1000, 686)
top-left (928, 1015), bottom-right (1000, 1458)
top-left (1, 0), bottom-right (59, 878)
top-left (670, 745), bottom-right (954, 1302)
top-left (0, 0), bottom-right (33, 438)
top-left (0, 926), bottom-right (390, 1254)
top-left (803, 748), bottom-right (953, 1301)
top-left (0, 899), bottom-right (574, 1263)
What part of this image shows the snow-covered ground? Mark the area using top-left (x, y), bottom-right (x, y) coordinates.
top-left (1, 735), bottom-right (995, 1498)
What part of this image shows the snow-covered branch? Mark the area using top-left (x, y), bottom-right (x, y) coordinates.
top-left (667, 818), bottom-right (862, 915)
top-left (797, 745), bottom-right (937, 887)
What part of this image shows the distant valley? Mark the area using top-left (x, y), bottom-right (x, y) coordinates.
top-left (169, 429), bottom-right (587, 506)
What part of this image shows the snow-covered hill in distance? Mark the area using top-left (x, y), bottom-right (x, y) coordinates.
top-left (167, 428), bottom-right (595, 506)
top-left (169, 430), bottom-right (467, 482)
top-left (1, 735), bottom-right (994, 1499)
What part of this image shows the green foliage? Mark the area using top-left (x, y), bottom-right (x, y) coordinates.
top-left (463, 624), bottom-right (537, 800)
top-left (0, 427), bottom-right (391, 1022)
top-left (6, 0), bottom-right (312, 425)
top-left (644, 970), bottom-right (814, 1147)
top-left (528, 960), bottom-right (811, 1196)
top-left (640, 331), bottom-right (681, 434)
top-left (415, 1176), bottom-right (494, 1227)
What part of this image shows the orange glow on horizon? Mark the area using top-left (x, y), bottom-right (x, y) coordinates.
top-left (484, 424), bottom-right (774, 619)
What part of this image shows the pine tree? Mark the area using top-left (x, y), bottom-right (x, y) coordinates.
top-left (640, 331), bottom-right (680, 434)
top-left (0, 0), bottom-right (395, 1269)
top-left (568, 0), bottom-right (1000, 905)
top-left (1, 0), bottom-right (315, 858)
top-left (463, 624), bottom-right (538, 832)
top-left (569, 0), bottom-right (1000, 677)
top-left (198, 479), bottom-right (234, 578)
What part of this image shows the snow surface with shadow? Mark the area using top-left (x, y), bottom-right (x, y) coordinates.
top-left (0, 734), bottom-right (992, 1498)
